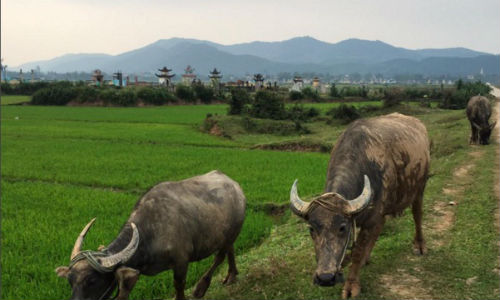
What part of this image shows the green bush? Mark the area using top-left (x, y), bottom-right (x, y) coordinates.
top-left (301, 87), bottom-right (319, 101)
top-left (137, 87), bottom-right (176, 105)
top-left (250, 90), bottom-right (286, 120)
top-left (287, 103), bottom-right (320, 122)
top-left (98, 89), bottom-right (119, 105)
top-left (175, 85), bottom-right (196, 102)
top-left (289, 90), bottom-right (304, 101)
top-left (327, 104), bottom-right (360, 124)
top-left (383, 87), bottom-right (405, 107)
top-left (75, 86), bottom-right (98, 103)
top-left (31, 86), bottom-right (77, 105)
top-left (329, 84), bottom-right (340, 98)
top-left (1, 82), bottom-right (14, 94)
top-left (367, 88), bottom-right (384, 100)
top-left (3, 81), bottom-right (51, 95)
top-left (405, 87), bottom-right (424, 100)
top-left (228, 89), bottom-right (250, 115)
top-left (241, 117), bottom-right (310, 135)
top-left (339, 85), bottom-right (366, 98)
top-left (439, 80), bottom-right (492, 109)
top-left (115, 89), bottom-right (137, 106)
top-left (194, 84), bottom-right (214, 104)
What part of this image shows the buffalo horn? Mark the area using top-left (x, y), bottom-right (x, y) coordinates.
top-left (70, 218), bottom-right (97, 260)
top-left (290, 179), bottom-right (310, 217)
top-left (100, 223), bottom-right (139, 268)
top-left (472, 122), bottom-right (481, 130)
top-left (345, 175), bottom-right (373, 215)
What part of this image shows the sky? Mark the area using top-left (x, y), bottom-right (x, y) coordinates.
top-left (1, 0), bottom-right (500, 66)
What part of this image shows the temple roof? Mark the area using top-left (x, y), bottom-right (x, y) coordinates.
top-left (155, 73), bottom-right (175, 78)
top-left (209, 68), bottom-right (222, 79)
top-left (253, 73), bottom-right (264, 81)
top-left (158, 66), bottom-right (172, 72)
top-left (209, 68), bottom-right (221, 75)
top-left (184, 65), bottom-right (195, 74)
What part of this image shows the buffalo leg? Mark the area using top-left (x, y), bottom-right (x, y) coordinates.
top-left (223, 244), bottom-right (238, 284)
top-left (193, 250), bottom-right (226, 298)
top-left (412, 193), bottom-right (427, 255)
top-left (470, 123), bottom-right (478, 144)
top-left (342, 220), bottom-right (384, 299)
top-left (173, 263), bottom-right (188, 300)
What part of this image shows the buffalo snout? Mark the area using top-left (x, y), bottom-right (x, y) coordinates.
top-left (314, 272), bottom-right (344, 286)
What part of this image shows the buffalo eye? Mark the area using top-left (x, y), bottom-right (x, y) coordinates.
top-left (339, 223), bottom-right (347, 234)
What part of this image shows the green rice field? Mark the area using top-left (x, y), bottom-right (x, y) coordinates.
top-left (1, 95), bottom-right (498, 299)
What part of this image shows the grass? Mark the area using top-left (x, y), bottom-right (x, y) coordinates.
top-left (1, 104), bottom-right (228, 124)
top-left (1, 100), bottom-right (498, 299)
top-left (200, 106), bottom-right (500, 300)
top-left (0, 95), bottom-right (31, 105)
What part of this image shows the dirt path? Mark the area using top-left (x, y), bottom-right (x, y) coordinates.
top-left (380, 147), bottom-right (484, 299)
top-left (379, 88), bottom-right (500, 299)
top-left (490, 87), bottom-right (500, 282)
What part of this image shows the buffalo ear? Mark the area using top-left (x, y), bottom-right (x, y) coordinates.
top-left (55, 266), bottom-right (70, 278)
top-left (490, 121), bottom-right (497, 130)
top-left (115, 267), bottom-right (140, 299)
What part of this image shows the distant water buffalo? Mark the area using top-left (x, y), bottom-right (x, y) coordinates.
top-left (56, 170), bottom-right (246, 300)
top-left (466, 95), bottom-right (496, 145)
top-left (290, 113), bottom-right (430, 299)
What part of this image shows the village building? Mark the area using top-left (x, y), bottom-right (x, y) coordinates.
top-left (156, 66), bottom-right (175, 88)
top-left (113, 71), bottom-right (125, 87)
top-left (209, 68), bottom-right (222, 92)
top-left (291, 76), bottom-right (303, 92)
top-left (182, 65), bottom-right (197, 85)
top-left (91, 69), bottom-right (104, 86)
top-left (312, 76), bottom-right (320, 90)
top-left (253, 73), bottom-right (264, 90)
top-left (129, 76), bottom-right (151, 87)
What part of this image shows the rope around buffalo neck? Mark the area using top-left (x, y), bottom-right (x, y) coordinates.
top-left (69, 250), bottom-right (115, 273)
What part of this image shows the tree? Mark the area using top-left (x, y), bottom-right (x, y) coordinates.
top-left (329, 83), bottom-right (340, 98)
top-left (228, 89), bottom-right (250, 115)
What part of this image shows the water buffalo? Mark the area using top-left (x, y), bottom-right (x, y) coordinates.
top-left (290, 113), bottom-right (430, 299)
top-left (466, 95), bottom-right (496, 145)
top-left (55, 170), bottom-right (246, 300)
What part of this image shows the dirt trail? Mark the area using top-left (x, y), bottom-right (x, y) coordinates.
top-left (381, 148), bottom-right (483, 299)
top-left (380, 88), bottom-right (500, 299)
top-left (490, 87), bottom-right (500, 279)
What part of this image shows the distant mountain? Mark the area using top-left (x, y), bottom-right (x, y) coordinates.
top-left (16, 37), bottom-right (498, 77)
top-left (19, 53), bottom-right (112, 73)
top-left (217, 36), bottom-right (489, 64)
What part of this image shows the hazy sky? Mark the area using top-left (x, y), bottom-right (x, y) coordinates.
top-left (2, 0), bottom-right (499, 66)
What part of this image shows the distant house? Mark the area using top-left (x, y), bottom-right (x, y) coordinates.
top-left (291, 76), bottom-right (303, 92)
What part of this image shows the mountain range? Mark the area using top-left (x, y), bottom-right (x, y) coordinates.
top-left (17, 36), bottom-right (500, 77)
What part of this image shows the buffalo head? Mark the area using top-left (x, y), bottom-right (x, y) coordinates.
top-left (472, 121), bottom-right (496, 145)
top-left (55, 219), bottom-right (140, 300)
top-left (290, 175), bottom-right (372, 287)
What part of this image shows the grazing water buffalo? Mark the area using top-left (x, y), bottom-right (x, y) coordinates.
top-left (55, 170), bottom-right (246, 300)
top-left (466, 95), bottom-right (496, 145)
top-left (290, 113), bottom-right (430, 299)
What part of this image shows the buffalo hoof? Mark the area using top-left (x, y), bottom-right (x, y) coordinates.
top-left (342, 280), bottom-right (360, 299)
top-left (413, 239), bottom-right (427, 255)
top-left (223, 272), bottom-right (237, 285)
top-left (193, 277), bottom-right (211, 298)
